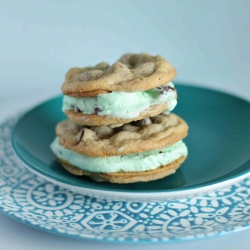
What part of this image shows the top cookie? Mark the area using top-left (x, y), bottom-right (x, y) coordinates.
top-left (62, 53), bottom-right (176, 96)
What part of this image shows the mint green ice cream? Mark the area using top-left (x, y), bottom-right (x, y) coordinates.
top-left (51, 138), bottom-right (187, 173)
top-left (62, 82), bottom-right (177, 119)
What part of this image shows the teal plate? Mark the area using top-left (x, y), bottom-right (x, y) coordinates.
top-left (11, 84), bottom-right (250, 201)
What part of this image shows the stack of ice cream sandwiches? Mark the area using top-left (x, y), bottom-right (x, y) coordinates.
top-left (51, 53), bottom-right (189, 183)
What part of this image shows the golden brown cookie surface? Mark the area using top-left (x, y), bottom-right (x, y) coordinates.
top-left (62, 53), bottom-right (176, 95)
top-left (56, 113), bottom-right (188, 157)
top-left (58, 156), bottom-right (186, 184)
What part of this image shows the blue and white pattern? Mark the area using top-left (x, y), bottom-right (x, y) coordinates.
top-left (1, 117), bottom-right (250, 243)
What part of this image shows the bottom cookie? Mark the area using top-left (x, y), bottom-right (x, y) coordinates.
top-left (58, 156), bottom-right (186, 184)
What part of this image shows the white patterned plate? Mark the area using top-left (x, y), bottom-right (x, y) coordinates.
top-left (1, 116), bottom-right (250, 243)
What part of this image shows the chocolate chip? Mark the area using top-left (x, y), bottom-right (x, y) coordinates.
top-left (167, 86), bottom-right (175, 91)
top-left (159, 151), bottom-right (162, 153)
top-left (71, 104), bottom-right (82, 112)
top-left (74, 106), bottom-right (82, 112)
top-left (94, 104), bottom-right (102, 114)
top-left (59, 151), bottom-right (62, 155)
top-left (161, 86), bottom-right (175, 94)
top-left (76, 129), bottom-right (84, 144)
